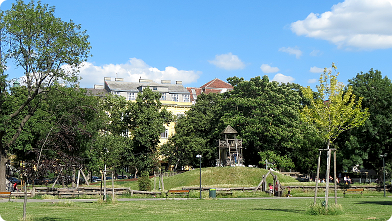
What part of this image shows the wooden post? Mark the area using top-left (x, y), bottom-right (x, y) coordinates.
top-left (325, 148), bottom-right (331, 207)
top-left (334, 150), bottom-right (337, 205)
top-left (161, 173), bottom-right (165, 191)
top-left (76, 169), bottom-right (81, 188)
top-left (80, 169), bottom-right (89, 186)
top-left (314, 151), bottom-right (321, 205)
top-left (111, 171), bottom-right (114, 202)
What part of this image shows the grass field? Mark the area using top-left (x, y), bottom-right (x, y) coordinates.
top-left (1, 197), bottom-right (391, 221)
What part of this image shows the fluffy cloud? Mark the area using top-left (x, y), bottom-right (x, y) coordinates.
top-left (271, 73), bottom-right (295, 83)
top-left (208, 53), bottom-right (245, 70)
top-left (308, 79), bottom-right (317, 84)
top-left (310, 50), bottom-right (322, 56)
top-left (291, 0), bottom-right (392, 50)
top-left (0, 0), bottom-right (5, 6)
top-left (309, 66), bottom-right (324, 73)
top-left (260, 64), bottom-right (279, 73)
top-left (76, 58), bottom-right (201, 88)
top-left (279, 47), bottom-right (302, 59)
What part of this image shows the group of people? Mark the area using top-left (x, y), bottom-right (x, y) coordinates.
top-left (314, 175), bottom-right (352, 184)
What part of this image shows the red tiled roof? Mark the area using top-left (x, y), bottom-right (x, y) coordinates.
top-left (200, 78), bottom-right (233, 90)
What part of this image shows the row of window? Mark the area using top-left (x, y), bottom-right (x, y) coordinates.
top-left (126, 92), bottom-right (190, 102)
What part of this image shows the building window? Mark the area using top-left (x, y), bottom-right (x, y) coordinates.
top-left (113, 91), bottom-right (121, 95)
top-left (171, 94), bottom-right (178, 102)
top-left (183, 94), bottom-right (190, 102)
top-left (161, 128), bottom-right (168, 138)
top-left (128, 93), bottom-right (136, 100)
top-left (161, 93), bottom-right (167, 100)
top-left (153, 87), bottom-right (157, 91)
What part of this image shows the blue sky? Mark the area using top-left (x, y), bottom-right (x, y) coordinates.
top-left (3, 0), bottom-right (392, 89)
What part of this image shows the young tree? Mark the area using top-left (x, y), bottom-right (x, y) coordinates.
top-left (0, 0), bottom-right (90, 190)
top-left (301, 63), bottom-right (369, 207)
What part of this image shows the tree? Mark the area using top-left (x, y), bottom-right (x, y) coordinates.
top-left (338, 69), bottom-right (392, 177)
top-left (161, 93), bottom-right (223, 170)
top-left (0, 0), bottom-right (90, 190)
top-left (222, 76), bottom-right (306, 168)
top-left (301, 63), bottom-right (369, 207)
top-left (164, 76), bottom-right (317, 172)
top-left (9, 86), bottom-right (103, 185)
top-left (124, 88), bottom-right (172, 176)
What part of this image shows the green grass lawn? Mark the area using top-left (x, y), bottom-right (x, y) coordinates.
top-left (1, 197), bottom-right (391, 221)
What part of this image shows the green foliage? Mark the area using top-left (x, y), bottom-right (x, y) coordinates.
top-left (164, 76), bottom-right (317, 172)
top-left (161, 92), bottom-right (223, 169)
top-left (301, 64), bottom-right (369, 144)
top-left (337, 69), bottom-right (392, 174)
top-left (0, 0), bottom-right (91, 190)
top-left (259, 150), bottom-right (294, 171)
top-left (138, 171), bottom-right (152, 191)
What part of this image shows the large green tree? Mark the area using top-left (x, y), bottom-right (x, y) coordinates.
top-left (9, 86), bottom-right (103, 185)
top-left (124, 88), bottom-right (172, 175)
top-left (0, 0), bottom-right (90, 190)
top-left (164, 76), bottom-right (319, 172)
top-left (161, 93), bottom-right (224, 170)
top-left (223, 76), bottom-right (309, 169)
top-left (301, 64), bottom-right (369, 207)
top-left (337, 69), bottom-right (392, 177)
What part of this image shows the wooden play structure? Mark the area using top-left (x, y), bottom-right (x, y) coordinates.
top-left (217, 125), bottom-right (243, 166)
top-left (254, 169), bottom-right (282, 196)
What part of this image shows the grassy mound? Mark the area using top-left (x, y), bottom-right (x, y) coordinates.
top-left (163, 167), bottom-right (299, 190)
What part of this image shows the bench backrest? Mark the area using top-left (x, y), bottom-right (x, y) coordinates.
top-left (168, 190), bottom-right (189, 193)
top-left (346, 189), bottom-right (364, 192)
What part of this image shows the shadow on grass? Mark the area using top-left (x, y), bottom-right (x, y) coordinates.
top-left (34, 218), bottom-right (72, 221)
top-left (250, 208), bottom-right (303, 213)
top-left (355, 201), bottom-right (392, 206)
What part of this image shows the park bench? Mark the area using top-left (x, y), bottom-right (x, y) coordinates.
top-left (0, 191), bottom-right (11, 201)
top-left (166, 190), bottom-right (190, 197)
top-left (343, 188), bottom-right (364, 197)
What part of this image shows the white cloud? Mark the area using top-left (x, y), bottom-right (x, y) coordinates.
top-left (260, 64), bottom-right (279, 73)
top-left (75, 58), bottom-right (201, 88)
top-left (279, 47), bottom-right (302, 59)
top-left (271, 73), bottom-right (295, 83)
top-left (208, 53), bottom-right (245, 70)
top-left (309, 66), bottom-right (324, 73)
top-left (0, 0), bottom-right (6, 6)
top-left (308, 79), bottom-right (317, 84)
top-left (291, 0), bottom-right (392, 50)
top-left (310, 50), bottom-right (322, 56)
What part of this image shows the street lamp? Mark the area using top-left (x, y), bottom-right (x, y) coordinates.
top-left (379, 153), bottom-right (387, 197)
top-left (196, 154), bottom-right (202, 199)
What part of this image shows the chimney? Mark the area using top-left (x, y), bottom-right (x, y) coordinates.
top-left (161, 80), bottom-right (171, 84)
top-left (94, 85), bottom-right (104, 89)
top-left (176, 81), bottom-right (182, 85)
top-left (104, 77), bottom-right (111, 81)
top-left (139, 79), bottom-right (153, 83)
top-left (115, 78), bottom-right (124, 82)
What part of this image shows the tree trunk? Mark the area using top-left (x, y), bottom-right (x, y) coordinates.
top-left (0, 140), bottom-right (7, 192)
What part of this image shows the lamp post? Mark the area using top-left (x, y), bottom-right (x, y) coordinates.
top-left (196, 155), bottom-right (202, 199)
top-left (379, 153), bottom-right (387, 197)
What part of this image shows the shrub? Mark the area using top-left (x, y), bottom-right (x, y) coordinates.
top-left (138, 171), bottom-right (152, 191)
top-left (307, 203), bottom-right (343, 215)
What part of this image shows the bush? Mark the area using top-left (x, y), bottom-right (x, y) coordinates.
top-left (138, 171), bottom-right (152, 191)
top-left (307, 203), bottom-right (343, 215)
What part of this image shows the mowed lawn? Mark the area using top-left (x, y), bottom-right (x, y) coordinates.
top-left (0, 197), bottom-right (391, 221)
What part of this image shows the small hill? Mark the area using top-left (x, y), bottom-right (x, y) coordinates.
top-left (163, 167), bottom-right (299, 190)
